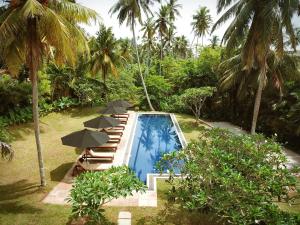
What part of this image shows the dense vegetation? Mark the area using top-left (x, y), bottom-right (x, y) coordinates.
top-left (158, 128), bottom-right (300, 224)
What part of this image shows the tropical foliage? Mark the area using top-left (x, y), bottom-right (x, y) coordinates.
top-left (158, 128), bottom-right (300, 225)
top-left (181, 87), bottom-right (215, 121)
top-left (69, 166), bottom-right (146, 223)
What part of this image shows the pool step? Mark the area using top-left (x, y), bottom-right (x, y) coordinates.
top-left (118, 211), bottom-right (131, 225)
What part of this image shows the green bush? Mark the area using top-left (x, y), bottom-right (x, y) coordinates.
top-left (158, 128), bottom-right (299, 225)
top-left (106, 69), bottom-right (141, 105)
top-left (160, 95), bottom-right (186, 113)
top-left (0, 75), bottom-right (31, 114)
top-left (68, 166), bottom-right (146, 224)
top-left (1, 107), bottom-right (33, 125)
top-left (0, 119), bottom-right (11, 143)
top-left (141, 74), bottom-right (172, 110)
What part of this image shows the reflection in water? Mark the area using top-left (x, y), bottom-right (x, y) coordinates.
top-left (129, 115), bottom-right (182, 183)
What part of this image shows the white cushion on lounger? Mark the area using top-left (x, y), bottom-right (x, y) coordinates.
top-left (88, 150), bottom-right (114, 158)
top-left (78, 160), bottom-right (113, 171)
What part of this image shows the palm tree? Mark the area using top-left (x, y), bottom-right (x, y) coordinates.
top-left (219, 51), bottom-right (300, 121)
top-left (166, 0), bottom-right (181, 22)
top-left (90, 24), bottom-right (119, 84)
top-left (118, 38), bottom-right (133, 64)
top-left (173, 35), bottom-right (189, 58)
top-left (141, 18), bottom-right (156, 76)
top-left (209, 35), bottom-right (220, 49)
top-left (0, 0), bottom-right (97, 186)
top-left (166, 0), bottom-right (181, 53)
top-left (191, 7), bottom-right (212, 54)
top-left (110, 0), bottom-right (155, 111)
top-left (212, 0), bottom-right (299, 134)
top-left (155, 5), bottom-right (170, 74)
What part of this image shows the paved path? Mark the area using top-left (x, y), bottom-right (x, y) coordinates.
top-left (207, 121), bottom-right (300, 168)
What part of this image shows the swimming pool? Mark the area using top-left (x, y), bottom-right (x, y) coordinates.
top-left (128, 114), bottom-right (183, 183)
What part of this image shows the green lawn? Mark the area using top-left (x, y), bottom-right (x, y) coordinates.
top-left (0, 107), bottom-right (216, 225)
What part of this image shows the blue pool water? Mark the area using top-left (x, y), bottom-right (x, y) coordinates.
top-left (128, 114), bottom-right (182, 183)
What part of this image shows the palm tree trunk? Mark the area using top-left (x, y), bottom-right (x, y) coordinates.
top-left (132, 20), bottom-right (154, 111)
top-left (28, 18), bottom-right (46, 187)
top-left (196, 37), bottom-right (199, 57)
top-left (146, 43), bottom-right (150, 77)
top-left (251, 66), bottom-right (266, 134)
top-left (160, 32), bottom-right (163, 76)
top-left (202, 35), bottom-right (204, 47)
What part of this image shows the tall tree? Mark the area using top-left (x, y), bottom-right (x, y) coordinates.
top-left (173, 35), bottom-right (189, 58)
top-left (212, 0), bottom-right (299, 134)
top-left (110, 0), bottom-right (155, 111)
top-left (209, 35), bottom-right (220, 49)
top-left (166, 0), bottom-right (181, 53)
top-left (90, 24), bottom-right (119, 84)
top-left (0, 0), bottom-right (97, 186)
top-left (191, 7), bottom-right (212, 54)
top-left (155, 5), bottom-right (170, 74)
top-left (141, 18), bottom-right (156, 76)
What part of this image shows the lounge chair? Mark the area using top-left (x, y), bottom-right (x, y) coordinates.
top-left (104, 129), bottom-right (123, 136)
top-left (113, 114), bottom-right (129, 118)
top-left (72, 157), bottom-right (113, 176)
top-left (83, 149), bottom-right (114, 160)
top-left (117, 118), bottom-right (128, 124)
top-left (93, 142), bottom-right (118, 151)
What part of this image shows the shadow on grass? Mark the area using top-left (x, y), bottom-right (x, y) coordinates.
top-left (0, 201), bottom-right (42, 214)
top-left (66, 216), bottom-right (116, 225)
top-left (9, 123), bottom-right (34, 141)
top-left (50, 162), bottom-right (74, 182)
top-left (136, 202), bottom-right (219, 225)
top-left (0, 179), bottom-right (40, 201)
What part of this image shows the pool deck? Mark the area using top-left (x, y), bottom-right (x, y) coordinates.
top-left (43, 111), bottom-right (158, 207)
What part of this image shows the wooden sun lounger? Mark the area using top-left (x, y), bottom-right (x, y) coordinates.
top-left (93, 143), bottom-right (118, 151)
top-left (72, 158), bottom-right (113, 176)
top-left (84, 149), bottom-right (114, 160)
top-left (108, 134), bottom-right (121, 139)
top-left (113, 114), bottom-right (129, 118)
top-left (104, 129), bottom-right (123, 136)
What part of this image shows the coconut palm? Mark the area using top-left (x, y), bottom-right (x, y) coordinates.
top-left (191, 7), bottom-right (212, 54)
top-left (166, 0), bottom-right (181, 53)
top-left (118, 38), bottom-right (133, 64)
top-left (110, 0), bottom-right (155, 111)
top-left (219, 51), bottom-right (300, 96)
top-left (209, 35), bottom-right (220, 49)
top-left (0, 0), bottom-right (98, 186)
top-left (90, 24), bottom-right (119, 84)
top-left (212, 0), bottom-right (299, 134)
top-left (166, 0), bottom-right (181, 22)
top-left (173, 35), bottom-right (189, 58)
top-left (141, 18), bottom-right (156, 75)
top-left (155, 5), bottom-right (170, 74)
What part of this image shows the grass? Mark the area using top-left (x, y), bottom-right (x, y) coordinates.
top-left (0, 107), bottom-right (217, 225)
